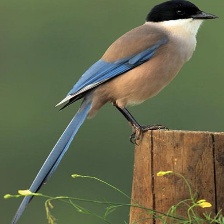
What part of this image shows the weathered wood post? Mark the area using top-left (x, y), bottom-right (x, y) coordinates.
top-left (129, 130), bottom-right (224, 224)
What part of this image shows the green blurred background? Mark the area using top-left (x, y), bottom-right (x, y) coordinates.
top-left (1, 0), bottom-right (223, 223)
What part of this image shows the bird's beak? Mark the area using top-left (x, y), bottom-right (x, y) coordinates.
top-left (192, 11), bottom-right (218, 20)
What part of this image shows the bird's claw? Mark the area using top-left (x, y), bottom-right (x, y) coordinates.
top-left (130, 128), bottom-right (140, 144)
top-left (141, 124), bottom-right (168, 131)
top-left (129, 124), bottom-right (168, 144)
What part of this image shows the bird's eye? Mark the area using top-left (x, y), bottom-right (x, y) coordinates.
top-left (176, 10), bottom-right (185, 15)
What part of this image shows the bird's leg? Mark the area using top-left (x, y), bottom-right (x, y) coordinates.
top-left (114, 104), bottom-right (168, 144)
top-left (114, 105), bottom-right (142, 143)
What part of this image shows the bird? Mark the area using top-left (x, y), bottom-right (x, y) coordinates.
top-left (12, 0), bottom-right (217, 223)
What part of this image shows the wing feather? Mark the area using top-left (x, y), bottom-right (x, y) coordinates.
top-left (57, 26), bottom-right (168, 108)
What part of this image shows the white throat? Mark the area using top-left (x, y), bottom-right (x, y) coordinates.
top-left (146, 19), bottom-right (203, 37)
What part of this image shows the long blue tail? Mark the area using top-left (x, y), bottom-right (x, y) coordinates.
top-left (12, 98), bottom-right (92, 224)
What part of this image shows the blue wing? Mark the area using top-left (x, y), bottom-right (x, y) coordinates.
top-left (57, 38), bottom-right (167, 106)
top-left (12, 37), bottom-right (168, 224)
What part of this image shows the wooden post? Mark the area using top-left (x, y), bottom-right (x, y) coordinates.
top-left (129, 130), bottom-right (224, 224)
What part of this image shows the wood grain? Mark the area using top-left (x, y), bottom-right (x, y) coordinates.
top-left (129, 130), bottom-right (224, 224)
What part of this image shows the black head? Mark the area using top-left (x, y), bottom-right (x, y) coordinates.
top-left (146, 0), bottom-right (218, 22)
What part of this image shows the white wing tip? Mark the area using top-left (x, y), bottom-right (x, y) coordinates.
top-left (55, 95), bottom-right (73, 107)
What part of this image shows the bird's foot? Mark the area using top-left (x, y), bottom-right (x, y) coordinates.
top-left (130, 124), bottom-right (168, 144)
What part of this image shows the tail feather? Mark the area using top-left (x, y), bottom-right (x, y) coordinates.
top-left (12, 98), bottom-right (92, 224)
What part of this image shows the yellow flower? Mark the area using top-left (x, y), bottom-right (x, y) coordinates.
top-left (4, 194), bottom-right (13, 199)
top-left (157, 171), bottom-right (173, 176)
top-left (18, 190), bottom-right (33, 196)
top-left (197, 199), bottom-right (212, 208)
top-left (71, 174), bottom-right (82, 178)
